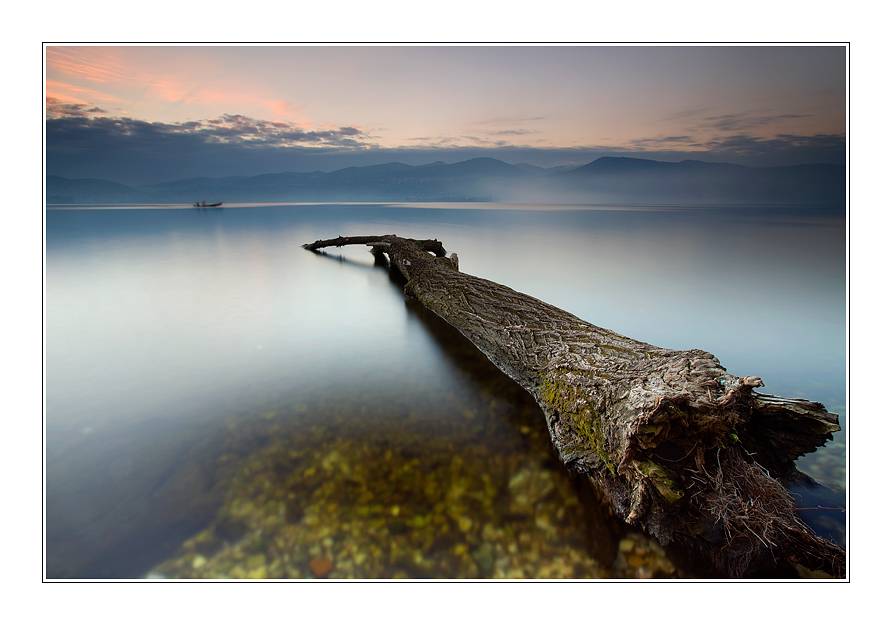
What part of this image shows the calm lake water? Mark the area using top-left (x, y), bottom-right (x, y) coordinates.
top-left (45, 203), bottom-right (846, 578)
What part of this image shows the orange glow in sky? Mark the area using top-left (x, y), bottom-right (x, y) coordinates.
top-left (45, 44), bottom-right (846, 157)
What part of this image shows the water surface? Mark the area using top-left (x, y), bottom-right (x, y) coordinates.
top-left (45, 203), bottom-right (846, 578)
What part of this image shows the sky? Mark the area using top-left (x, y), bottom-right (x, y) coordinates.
top-left (45, 45), bottom-right (847, 186)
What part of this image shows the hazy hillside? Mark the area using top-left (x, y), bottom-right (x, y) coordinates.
top-left (46, 175), bottom-right (145, 204)
top-left (46, 157), bottom-right (846, 206)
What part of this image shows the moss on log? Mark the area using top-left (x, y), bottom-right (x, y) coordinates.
top-left (303, 234), bottom-right (845, 578)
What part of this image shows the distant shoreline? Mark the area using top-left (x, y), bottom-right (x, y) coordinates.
top-left (45, 201), bottom-right (847, 212)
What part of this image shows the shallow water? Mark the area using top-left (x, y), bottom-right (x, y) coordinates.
top-left (45, 203), bottom-right (846, 578)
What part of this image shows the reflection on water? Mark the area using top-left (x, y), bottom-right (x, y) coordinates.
top-left (45, 204), bottom-right (846, 578)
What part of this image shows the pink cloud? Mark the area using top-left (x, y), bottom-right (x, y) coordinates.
top-left (268, 101), bottom-right (297, 118)
top-left (45, 80), bottom-right (124, 105)
top-left (264, 101), bottom-right (317, 128)
top-left (46, 47), bottom-right (129, 84)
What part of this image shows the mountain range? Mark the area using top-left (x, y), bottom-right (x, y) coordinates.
top-left (45, 157), bottom-right (845, 206)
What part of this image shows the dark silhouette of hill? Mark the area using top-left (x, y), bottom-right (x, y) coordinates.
top-left (46, 157), bottom-right (845, 206)
top-left (543, 157), bottom-right (845, 205)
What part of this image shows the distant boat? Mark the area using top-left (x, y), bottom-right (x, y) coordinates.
top-left (194, 201), bottom-right (223, 207)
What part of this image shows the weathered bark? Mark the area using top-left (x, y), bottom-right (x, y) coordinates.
top-left (304, 234), bottom-right (845, 578)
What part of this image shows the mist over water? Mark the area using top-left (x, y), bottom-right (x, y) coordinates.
top-left (45, 203), bottom-right (846, 578)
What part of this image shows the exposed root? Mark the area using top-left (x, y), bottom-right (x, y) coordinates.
top-left (689, 445), bottom-right (845, 577)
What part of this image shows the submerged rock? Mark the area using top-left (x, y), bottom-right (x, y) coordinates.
top-left (309, 557), bottom-right (334, 578)
top-left (144, 398), bottom-right (686, 579)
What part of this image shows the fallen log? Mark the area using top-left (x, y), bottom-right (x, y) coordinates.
top-left (303, 234), bottom-right (845, 577)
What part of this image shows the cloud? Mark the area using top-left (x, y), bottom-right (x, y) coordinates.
top-left (488, 129), bottom-right (538, 136)
top-left (701, 133), bottom-right (845, 160)
top-left (404, 130), bottom-right (543, 151)
top-left (628, 135), bottom-right (698, 148)
top-left (610, 131), bottom-right (844, 167)
top-left (46, 48), bottom-right (129, 84)
top-left (45, 101), bottom-right (382, 184)
top-left (695, 112), bottom-right (812, 132)
top-left (268, 101), bottom-right (300, 118)
top-left (46, 97), bottom-right (107, 119)
top-left (659, 108), bottom-right (711, 122)
top-left (46, 104), bottom-right (373, 149)
top-left (602, 132), bottom-right (845, 167)
top-left (469, 115), bottom-right (546, 126)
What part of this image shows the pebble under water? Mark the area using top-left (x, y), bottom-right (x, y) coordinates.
top-left (146, 298), bottom-right (683, 580)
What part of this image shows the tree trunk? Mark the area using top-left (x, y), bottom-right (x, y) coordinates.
top-left (303, 234), bottom-right (845, 578)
